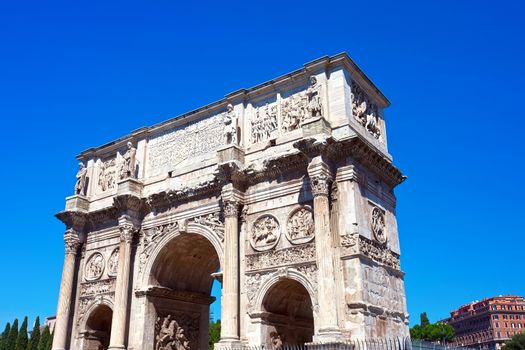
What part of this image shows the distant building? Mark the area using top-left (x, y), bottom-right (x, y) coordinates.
top-left (44, 315), bottom-right (56, 333)
top-left (442, 295), bottom-right (525, 350)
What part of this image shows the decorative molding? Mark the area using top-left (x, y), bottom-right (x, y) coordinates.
top-left (250, 214), bottom-right (281, 251)
top-left (251, 102), bottom-right (278, 144)
top-left (107, 248), bottom-right (119, 277)
top-left (64, 231), bottom-right (81, 255)
top-left (370, 206), bottom-right (387, 244)
top-left (341, 233), bottom-right (400, 270)
top-left (310, 173), bottom-right (330, 197)
top-left (139, 222), bottom-right (178, 273)
top-left (246, 243), bottom-right (316, 271)
top-left (80, 278), bottom-right (114, 296)
top-left (119, 223), bottom-right (138, 243)
top-left (223, 200), bottom-right (240, 218)
top-left (84, 252), bottom-right (105, 281)
top-left (286, 206), bottom-right (315, 244)
top-left (191, 212), bottom-right (224, 242)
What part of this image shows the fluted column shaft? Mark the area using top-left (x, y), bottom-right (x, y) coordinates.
top-left (310, 173), bottom-right (341, 337)
top-left (52, 231), bottom-right (80, 350)
top-left (109, 224), bottom-right (136, 350)
top-left (220, 201), bottom-right (240, 342)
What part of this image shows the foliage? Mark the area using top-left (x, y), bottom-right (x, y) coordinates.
top-left (0, 323), bottom-right (11, 350)
top-left (27, 317), bottom-right (40, 350)
top-left (14, 317), bottom-right (28, 350)
top-left (410, 312), bottom-right (455, 342)
top-left (37, 326), bottom-right (50, 350)
top-left (6, 319), bottom-right (18, 350)
top-left (502, 334), bottom-right (525, 350)
top-left (420, 312), bottom-right (430, 327)
top-left (208, 320), bottom-right (221, 350)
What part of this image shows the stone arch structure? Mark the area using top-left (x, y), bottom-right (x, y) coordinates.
top-left (80, 302), bottom-right (114, 350)
top-left (249, 268), bottom-right (318, 346)
top-left (138, 223), bottom-right (223, 350)
top-left (139, 222), bottom-right (225, 289)
top-left (53, 54), bottom-right (410, 350)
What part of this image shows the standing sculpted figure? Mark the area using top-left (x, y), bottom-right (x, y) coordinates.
top-left (119, 141), bottom-right (137, 179)
top-left (75, 163), bottom-right (88, 196)
top-left (223, 103), bottom-right (238, 145)
top-left (306, 76), bottom-right (322, 118)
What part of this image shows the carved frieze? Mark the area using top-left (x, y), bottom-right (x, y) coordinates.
top-left (250, 215), bottom-right (281, 251)
top-left (370, 206), bottom-right (387, 244)
top-left (155, 314), bottom-right (194, 350)
top-left (191, 212), bottom-right (224, 242)
top-left (107, 248), bottom-right (119, 276)
top-left (98, 157), bottom-right (116, 192)
top-left (147, 113), bottom-right (223, 177)
top-left (286, 206), bottom-right (314, 244)
top-left (80, 278), bottom-right (114, 296)
top-left (341, 233), bottom-right (400, 270)
top-left (139, 222), bottom-right (178, 273)
top-left (281, 91), bottom-right (307, 133)
top-left (246, 243), bottom-right (316, 271)
top-left (351, 81), bottom-right (381, 139)
top-left (84, 252), bottom-right (105, 281)
top-left (251, 102), bottom-right (278, 144)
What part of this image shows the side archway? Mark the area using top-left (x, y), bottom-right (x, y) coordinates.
top-left (80, 301), bottom-right (114, 350)
top-left (251, 267), bottom-right (318, 346)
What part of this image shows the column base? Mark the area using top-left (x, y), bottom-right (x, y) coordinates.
top-left (215, 339), bottom-right (243, 350)
top-left (312, 328), bottom-right (345, 343)
top-left (108, 346), bottom-right (126, 350)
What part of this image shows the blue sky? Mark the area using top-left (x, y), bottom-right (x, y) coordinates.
top-left (0, 0), bottom-right (524, 328)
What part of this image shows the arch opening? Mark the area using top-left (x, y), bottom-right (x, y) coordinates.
top-left (83, 304), bottom-right (113, 350)
top-left (148, 232), bottom-right (221, 350)
top-left (261, 278), bottom-right (314, 347)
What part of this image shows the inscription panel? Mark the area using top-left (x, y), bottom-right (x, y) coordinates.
top-left (147, 114), bottom-right (224, 178)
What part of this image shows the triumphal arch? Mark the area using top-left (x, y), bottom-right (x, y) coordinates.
top-left (51, 53), bottom-right (409, 350)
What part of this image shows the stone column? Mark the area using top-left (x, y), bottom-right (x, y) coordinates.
top-left (219, 200), bottom-right (241, 344)
top-left (309, 165), bottom-right (342, 341)
top-left (52, 231), bottom-right (81, 350)
top-left (109, 223), bottom-right (137, 350)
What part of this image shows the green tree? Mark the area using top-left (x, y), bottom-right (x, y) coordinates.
top-left (27, 317), bottom-right (40, 350)
top-left (45, 331), bottom-right (52, 350)
top-left (208, 320), bottom-right (221, 350)
top-left (410, 324), bottom-right (423, 339)
top-left (0, 323), bottom-right (11, 350)
top-left (15, 317), bottom-right (28, 350)
top-left (6, 319), bottom-right (19, 350)
top-left (502, 334), bottom-right (525, 350)
top-left (37, 327), bottom-right (49, 350)
top-left (420, 312), bottom-right (430, 327)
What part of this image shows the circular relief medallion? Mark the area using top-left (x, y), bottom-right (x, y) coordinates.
top-left (286, 206), bottom-right (315, 244)
top-left (84, 252), bottom-right (105, 281)
top-left (107, 248), bottom-right (119, 277)
top-left (371, 207), bottom-right (387, 244)
top-left (250, 214), bottom-right (281, 251)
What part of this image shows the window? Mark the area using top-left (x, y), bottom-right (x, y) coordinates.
top-left (510, 315), bottom-right (514, 320)
top-left (519, 323), bottom-right (522, 329)
top-left (493, 315), bottom-right (499, 320)
top-left (503, 315), bottom-right (508, 319)
top-left (512, 323), bottom-right (515, 328)
top-left (492, 305), bottom-right (497, 310)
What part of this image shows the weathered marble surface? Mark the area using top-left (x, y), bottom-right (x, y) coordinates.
top-left (52, 53), bottom-right (408, 350)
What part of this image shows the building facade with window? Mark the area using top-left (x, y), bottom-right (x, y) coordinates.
top-left (443, 295), bottom-right (525, 350)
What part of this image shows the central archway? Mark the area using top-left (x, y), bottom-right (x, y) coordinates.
top-left (148, 231), bottom-right (221, 350)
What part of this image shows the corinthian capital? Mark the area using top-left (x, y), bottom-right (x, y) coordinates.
top-left (310, 173), bottom-right (331, 197)
top-left (119, 223), bottom-right (138, 243)
top-left (64, 230), bottom-right (81, 255)
top-left (223, 200), bottom-right (240, 218)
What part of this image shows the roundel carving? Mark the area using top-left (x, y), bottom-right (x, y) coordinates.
top-left (107, 248), bottom-right (119, 277)
top-left (286, 206), bottom-right (315, 244)
top-left (371, 206), bottom-right (386, 244)
top-left (250, 214), bottom-right (280, 251)
top-left (84, 252), bottom-right (105, 281)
